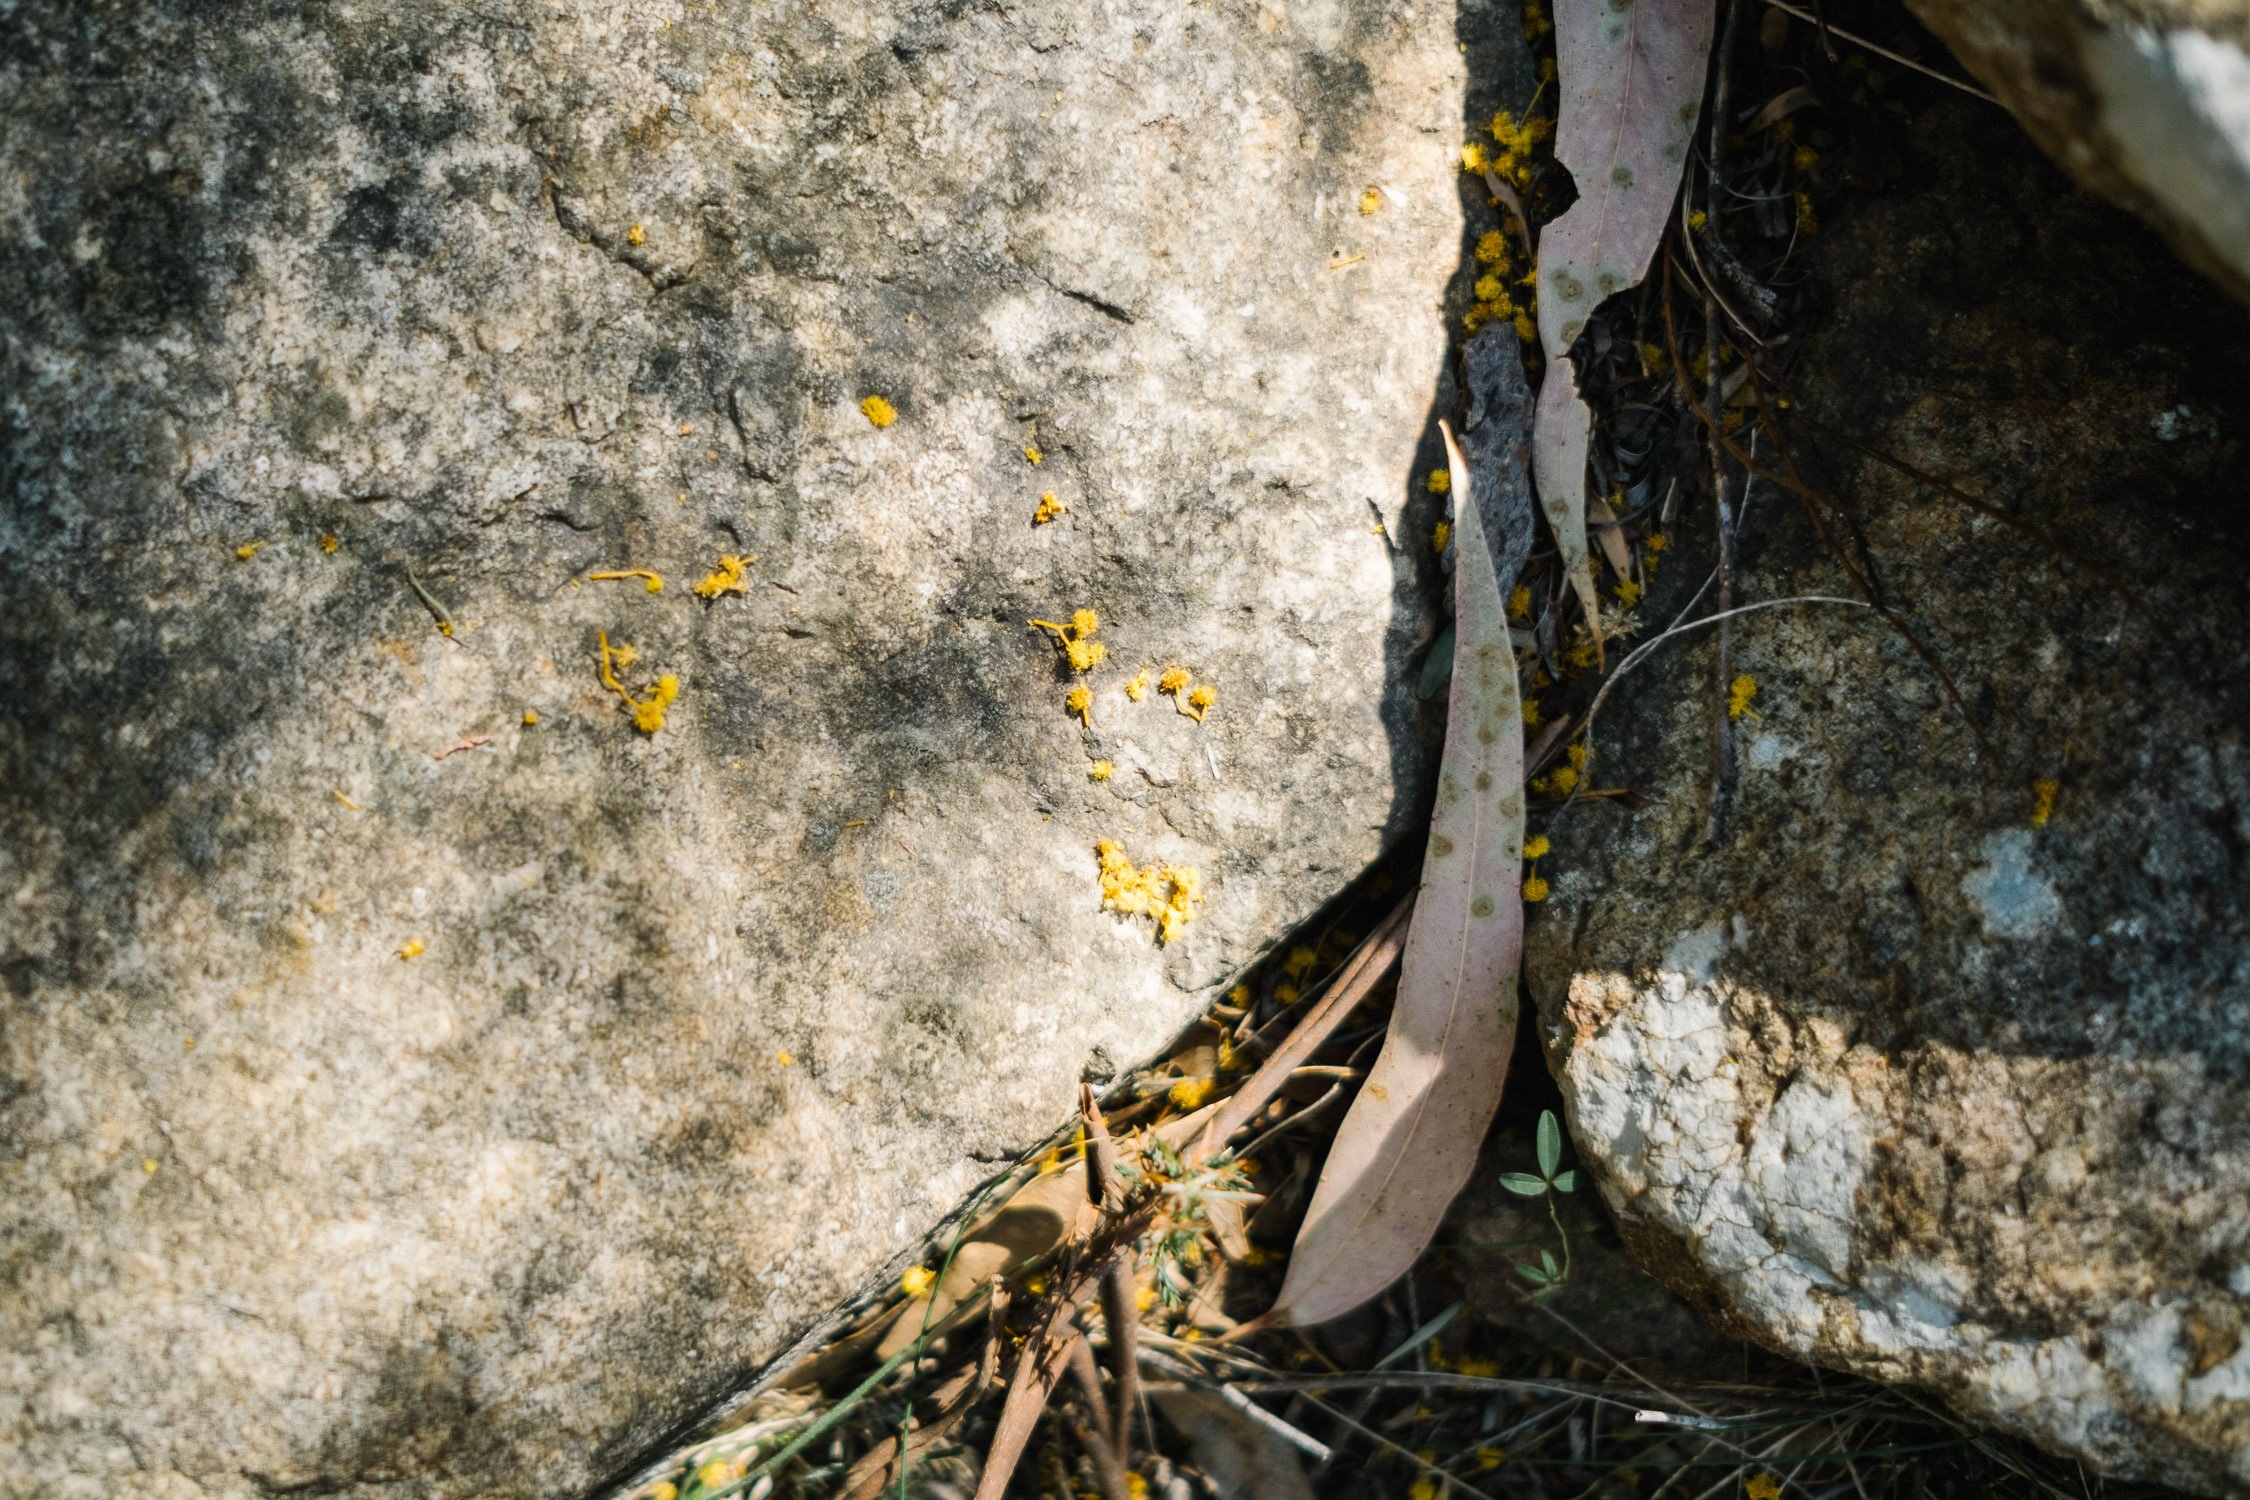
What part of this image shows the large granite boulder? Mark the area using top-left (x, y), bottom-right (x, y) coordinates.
top-left (1528, 101), bottom-right (2250, 1495)
top-left (0, 2), bottom-right (1499, 1494)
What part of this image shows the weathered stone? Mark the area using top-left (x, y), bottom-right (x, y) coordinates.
top-left (1527, 101), bottom-right (2250, 1495)
top-left (1908, 0), bottom-right (2250, 310)
top-left (0, 2), bottom-right (1509, 1494)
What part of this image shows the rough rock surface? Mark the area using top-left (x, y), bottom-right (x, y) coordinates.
top-left (1908, 0), bottom-right (2250, 310)
top-left (0, 2), bottom-right (1510, 1495)
top-left (1526, 101), bottom-right (2250, 1495)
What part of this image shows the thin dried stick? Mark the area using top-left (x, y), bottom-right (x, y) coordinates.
top-left (1190, 896), bottom-right (1413, 1167)
top-left (1066, 1339), bottom-right (1132, 1500)
top-left (1099, 1262), bottom-right (1139, 1460)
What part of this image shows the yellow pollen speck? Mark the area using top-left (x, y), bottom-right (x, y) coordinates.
top-left (1728, 674), bottom-right (1759, 721)
top-left (1523, 835), bottom-right (1550, 859)
top-left (626, 223), bottom-right (646, 246)
top-left (142, 1158), bottom-right (159, 1174)
top-left (1096, 838), bottom-right (1203, 944)
top-left (1125, 669), bottom-right (1150, 702)
top-left (692, 554), bottom-right (754, 599)
top-left (860, 395), bottom-right (897, 427)
top-left (589, 568), bottom-right (663, 593)
top-left (1033, 491), bottom-right (1068, 524)
top-left (397, 938), bottom-right (425, 960)
top-left (1359, 188), bottom-right (1381, 215)
top-left (2030, 778), bottom-right (2060, 827)
top-left (1522, 875), bottom-right (1549, 903)
top-left (901, 1265), bottom-right (937, 1298)
top-left (235, 541), bottom-right (264, 561)
top-left (1090, 759), bottom-right (1114, 782)
top-left (1427, 468), bottom-right (1451, 494)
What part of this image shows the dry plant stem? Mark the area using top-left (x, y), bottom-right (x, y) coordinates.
top-left (1704, 0), bottom-right (1743, 848)
top-left (1066, 1339), bottom-right (1132, 1500)
top-left (1079, 1085), bottom-right (1119, 1209)
top-left (1099, 1262), bottom-right (1139, 1459)
top-left (834, 1335), bottom-right (1000, 1500)
top-left (1190, 896), bottom-right (1413, 1167)
top-left (972, 1310), bottom-right (1088, 1500)
top-left (1758, 0), bottom-right (1998, 102)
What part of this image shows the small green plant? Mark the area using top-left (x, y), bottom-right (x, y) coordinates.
top-left (1497, 1109), bottom-right (1580, 1300)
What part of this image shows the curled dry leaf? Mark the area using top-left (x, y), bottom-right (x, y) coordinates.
top-left (1532, 0), bottom-right (1717, 656)
top-left (1269, 341), bottom-right (1535, 1327)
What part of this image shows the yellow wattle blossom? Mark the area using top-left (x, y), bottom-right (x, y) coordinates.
top-left (1031, 610), bottom-right (1106, 671)
top-left (1475, 230), bottom-right (1509, 266)
top-left (1513, 309), bottom-right (1537, 343)
top-left (1688, 209), bottom-right (1709, 232)
top-left (1090, 759), bottom-right (1114, 782)
top-left (692, 554), bottom-right (754, 599)
top-left (1472, 274), bottom-right (1512, 307)
top-left (1522, 697), bottom-right (1543, 728)
top-left (1523, 835), bottom-right (1551, 859)
top-left (1522, 875), bottom-right (1550, 903)
top-left (235, 541), bottom-right (264, 561)
top-left (2030, 777), bottom-right (2060, 827)
top-left (1184, 684), bottom-right (1216, 722)
top-left (626, 223), bottom-right (646, 246)
top-left (1168, 1077), bottom-right (1215, 1109)
top-left (320, 534), bottom-right (340, 553)
top-left (1158, 667), bottom-right (1191, 696)
top-left (1127, 1474), bottom-right (1149, 1500)
top-left (1282, 945), bottom-right (1318, 979)
top-left (590, 568), bottom-right (664, 593)
top-left (1728, 673), bottom-right (1759, 720)
top-left (1358, 187), bottom-right (1381, 215)
top-left (397, 938), bottom-right (425, 960)
top-left (1615, 578), bottom-right (1642, 607)
top-left (1095, 839), bottom-right (1204, 943)
top-left (1124, 669), bottom-right (1150, 702)
top-left (859, 394), bottom-right (897, 427)
top-left (652, 1484), bottom-right (679, 1500)
top-left (901, 1265), bottom-right (937, 1299)
top-left (1066, 685), bottom-right (1092, 725)
top-left (597, 629), bottom-right (679, 733)
top-left (1025, 443), bottom-right (1044, 464)
top-left (1432, 520), bottom-right (1452, 554)
top-left (1274, 981), bottom-right (1301, 1004)
top-left (1508, 584), bottom-right (1532, 619)
top-left (1408, 1475), bottom-right (1440, 1500)
top-left (1427, 468), bottom-right (1451, 494)
top-left (1745, 1475), bottom-right (1782, 1500)
top-left (1033, 491), bottom-right (1068, 525)
top-left (522, 710), bottom-right (540, 726)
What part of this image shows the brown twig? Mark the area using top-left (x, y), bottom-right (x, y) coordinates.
top-left (1189, 895), bottom-right (1413, 1168)
top-left (1100, 1262), bottom-right (1140, 1461)
top-left (1703, 0), bottom-right (1745, 848)
top-left (1066, 1339), bottom-right (1132, 1500)
top-left (834, 1300), bottom-right (1004, 1500)
top-left (1079, 1085), bottom-right (1118, 1210)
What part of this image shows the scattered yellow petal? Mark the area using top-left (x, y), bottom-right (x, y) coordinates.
top-left (2030, 777), bottom-right (2060, 827)
top-left (1125, 669), bottom-right (1150, 702)
top-left (626, 223), bottom-right (646, 246)
top-left (1728, 674), bottom-right (1759, 721)
top-left (319, 534), bottom-right (340, 553)
top-left (1358, 188), bottom-right (1381, 215)
top-left (1096, 839), bottom-right (1203, 944)
top-left (1090, 759), bottom-right (1114, 782)
top-left (901, 1265), bottom-right (937, 1299)
top-left (860, 394), bottom-right (897, 428)
top-left (397, 938), bottom-right (425, 960)
top-left (1523, 835), bottom-right (1551, 859)
top-left (235, 541), bottom-right (264, 561)
top-left (589, 568), bottom-right (664, 593)
top-left (1033, 491), bottom-right (1068, 525)
top-left (692, 554), bottom-right (754, 599)
top-left (1521, 875), bottom-right (1549, 903)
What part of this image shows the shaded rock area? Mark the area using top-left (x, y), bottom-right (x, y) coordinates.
top-left (0, 1), bottom-right (1508, 1495)
top-left (1526, 99), bottom-right (2250, 1495)
top-left (1909, 0), bottom-right (2250, 310)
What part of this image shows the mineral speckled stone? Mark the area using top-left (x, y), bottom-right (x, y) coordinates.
top-left (1526, 103), bottom-right (2250, 1496)
top-left (0, 1), bottom-right (1523, 1493)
